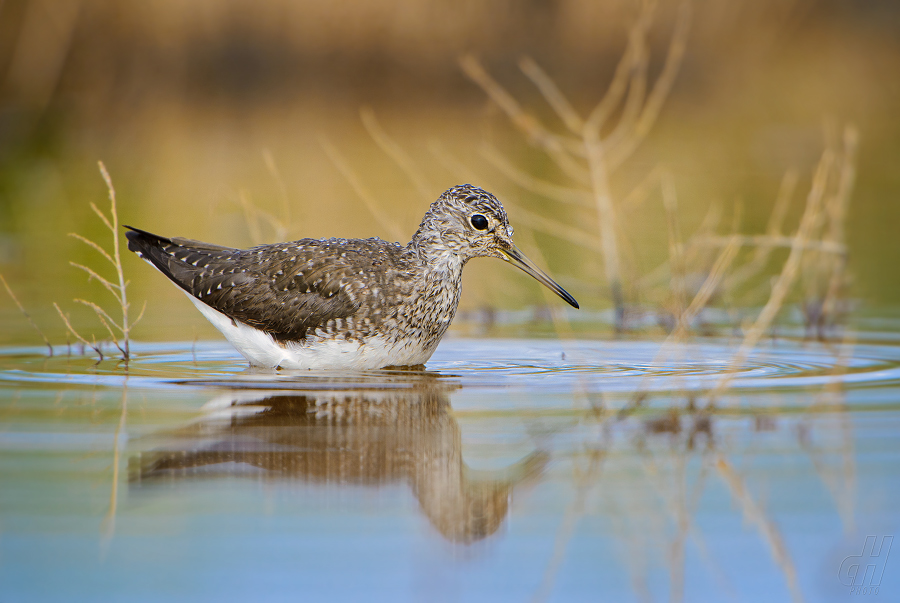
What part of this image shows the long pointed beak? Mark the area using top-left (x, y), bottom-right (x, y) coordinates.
top-left (500, 245), bottom-right (579, 309)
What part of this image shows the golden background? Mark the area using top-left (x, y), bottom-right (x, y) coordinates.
top-left (1, 0), bottom-right (898, 343)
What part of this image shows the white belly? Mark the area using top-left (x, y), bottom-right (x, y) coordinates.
top-left (187, 294), bottom-right (435, 370)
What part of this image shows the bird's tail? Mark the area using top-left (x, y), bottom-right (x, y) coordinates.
top-left (124, 226), bottom-right (237, 297)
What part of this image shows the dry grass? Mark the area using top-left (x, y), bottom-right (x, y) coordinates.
top-left (460, 0), bottom-right (692, 330)
top-left (458, 0), bottom-right (855, 352)
top-left (0, 272), bottom-right (53, 355)
top-left (708, 127), bottom-right (857, 405)
top-left (238, 188), bottom-right (289, 246)
top-left (455, 0), bottom-right (857, 366)
top-left (319, 135), bottom-right (406, 243)
top-left (55, 162), bottom-right (145, 361)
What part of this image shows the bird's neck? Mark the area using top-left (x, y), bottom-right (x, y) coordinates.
top-left (400, 231), bottom-right (468, 352)
top-left (408, 227), bottom-right (468, 275)
top-left (408, 234), bottom-right (467, 299)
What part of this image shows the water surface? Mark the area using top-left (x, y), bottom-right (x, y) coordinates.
top-left (1, 337), bottom-right (898, 602)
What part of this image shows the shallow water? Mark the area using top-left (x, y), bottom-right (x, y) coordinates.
top-left (1, 336), bottom-right (899, 602)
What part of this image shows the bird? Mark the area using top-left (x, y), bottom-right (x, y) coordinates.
top-left (125, 184), bottom-right (578, 370)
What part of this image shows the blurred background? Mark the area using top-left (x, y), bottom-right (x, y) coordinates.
top-left (0, 0), bottom-right (898, 344)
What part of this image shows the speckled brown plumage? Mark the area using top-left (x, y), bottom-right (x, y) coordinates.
top-left (126, 184), bottom-right (578, 369)
top-left (126, 231), bottom-right (418, 342)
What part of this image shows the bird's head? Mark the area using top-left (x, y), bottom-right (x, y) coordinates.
top-left (412, 184), bottom-right (579, 309)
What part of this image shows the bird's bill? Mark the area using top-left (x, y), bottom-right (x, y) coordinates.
top-left (500, 245), bottom-right (579, 309)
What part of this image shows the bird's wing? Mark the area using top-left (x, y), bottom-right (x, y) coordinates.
top-left (125, 227), bottom-right (406, 341)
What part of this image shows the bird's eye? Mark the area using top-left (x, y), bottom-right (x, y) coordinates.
top-left (470, 214), bottom-right (489, 230)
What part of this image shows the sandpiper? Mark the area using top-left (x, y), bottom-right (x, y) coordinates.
top-left (126, 184), bottom-right (578, 370)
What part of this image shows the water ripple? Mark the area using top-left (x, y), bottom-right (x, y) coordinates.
top-left (1, 337), bottom-right (899, 396)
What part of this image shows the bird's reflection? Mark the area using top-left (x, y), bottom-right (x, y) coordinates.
top-left (129, 375), bottom-right (546, 543)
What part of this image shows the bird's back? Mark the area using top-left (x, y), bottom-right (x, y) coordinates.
top-left (126, 227), bottom-right (422, 346)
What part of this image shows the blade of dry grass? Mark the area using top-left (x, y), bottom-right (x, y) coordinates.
top-left (583, 131), bottom-right (625, 325)
top-left (697, 235), bottom-right (844, 255)
top-left (681, 236), bottom-right (741, 330)
top-left (459, 54), bottom-right (590, 185)
top-left (710, 149), bottom-right (835, 404)
top-left (662, 171), bottom-right (687, 318)
top-left (320, 135), bottom-right (405, 243)
top-left (97, 162), bottom-right (130, 358)
top-left (0, 273), bottom-right (53, 355)
top-left (238, 190), bottom-right (288, 244)
top-left (820, 126), bottom-right (858, 323)
top-left (607, 0), bottom-right (693, 170)
top-left (70, 262), bottom-right (123, 302)
top-left (584, 0), bottom-right (656, 133)
top-left (681, 200), bottom-right (724, 278)
top-left (132, 300), bottom-right (147, 329)
top-left (724, 169), bottom-right (799, 292)
top-left (360, 107), bottom-right (433, 200)
top-left (88, 201), bottom-right (113, 232)
top-left (620, 164), bottom-right (664, 213)
top-left (262, 148), bottom-right (292, 227)
top-left (768, 169), bottom-right (799, 237)
top-left (601, 0), bottom-right (654, 154)
top-left (68, 232), bottom-right (115, 266)
top-left (54, 302), bottom-right (103, 360)
top-left (63, 162), bottom-right (139, 360)
top-left (75, 298), bottom-right (126, 357)
top-left (480, 143), bottom-right (593, 207)
top-left (518, 56), bottom-right (584, 135)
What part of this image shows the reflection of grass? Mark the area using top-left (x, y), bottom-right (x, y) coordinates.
top-left (101, 383), bottom-right (128, 556)
top-left (523, 396), bottom-right (854, 602)
top-left (715, 455), bottom-right (803, 603)
top-left (54, 162), bottom-right (144, 361)
top-left (533, 447), bottom-right (604, 603)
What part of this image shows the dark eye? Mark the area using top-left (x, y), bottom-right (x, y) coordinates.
top-left (470, 214), bottom-right (489, 230)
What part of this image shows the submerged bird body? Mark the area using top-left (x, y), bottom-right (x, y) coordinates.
top-left (126, 184), bottom-right (577, 369)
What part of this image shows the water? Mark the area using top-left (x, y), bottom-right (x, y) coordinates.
top-left (1, 336), bottom-right (899, 602)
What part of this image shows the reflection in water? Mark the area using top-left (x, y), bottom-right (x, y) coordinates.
top-left (2, 337), bottom-right (896, 601)
top-left (129, 377), bottom-right (546, 543)
top-left (539, 389), bottom-right (858, 603)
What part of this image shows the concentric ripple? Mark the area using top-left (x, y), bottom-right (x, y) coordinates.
top-left (1, 337), bottom-right (899, 399)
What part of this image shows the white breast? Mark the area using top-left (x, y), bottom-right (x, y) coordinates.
top-left (186, 294), bottom-right (436, 370)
